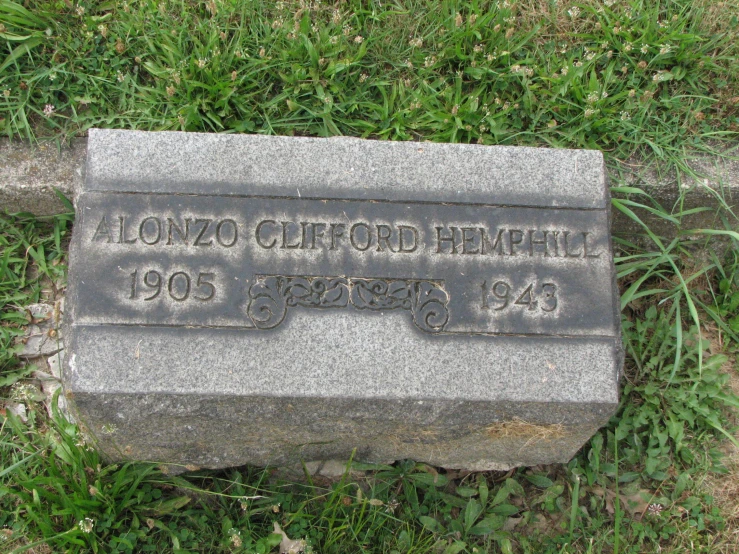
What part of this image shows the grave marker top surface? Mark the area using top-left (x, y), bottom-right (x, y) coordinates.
top-left (84, 129), bottom-right (607, 208)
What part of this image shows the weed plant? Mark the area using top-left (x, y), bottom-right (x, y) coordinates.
top-left (0, 212), bottom-right (70, 374)
top-left (705, 246), bottom-right (739, 340)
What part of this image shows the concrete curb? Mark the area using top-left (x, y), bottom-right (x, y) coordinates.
top-left (2, 138), bottom-right (737, 237)
top-left (1, 138), bottom-right (85, 215)
top-left (610, 148), bottom-right (739, 237)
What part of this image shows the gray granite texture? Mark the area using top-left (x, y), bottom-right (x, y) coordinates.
top-left (63, 129), bottom-right (622, 471)
top-left (83, 129), bottom-right (607, 208)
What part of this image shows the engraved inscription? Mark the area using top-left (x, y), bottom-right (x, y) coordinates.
top-left (129, 270), bottom-right (217, 302)
top-left (480, 280), bottom-right (558, 312)
top-left (255, 220), bottom-right (420, 253)
top-left (435, 227), bottom-right (601, 258)
top-left (93, 216), bottom-right (238, 247)
top-left (76, 193), bottom-right (615, 335)
top-left (91, 213), bottom-right (603, 260)
top-left (247, 276), bottom-right (450, 334)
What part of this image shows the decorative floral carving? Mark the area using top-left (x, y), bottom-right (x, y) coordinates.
top-left (247, 275), bottom-right (449, 333)
top-left (284, 277), bottom-right (349, 308)
top-left (350, 279), bottom-right (413, 310)
top-left (246, 276), bottom-right (287, 329)
top-left (412, 281), bottom-right (450, 333)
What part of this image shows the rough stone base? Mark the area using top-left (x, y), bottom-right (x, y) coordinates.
top-left (69, 392), bottom-right (613, 473)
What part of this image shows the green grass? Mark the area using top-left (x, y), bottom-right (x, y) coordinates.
top-left (1, 0), bottom-right (738, 168)
top-left (0, 212), bottom-right (70, 374)
top-left (2, 0), bottom-right (739, 552)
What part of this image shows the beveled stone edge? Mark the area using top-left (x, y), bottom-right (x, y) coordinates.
top-left (83, 129), bottom-right (608, 210)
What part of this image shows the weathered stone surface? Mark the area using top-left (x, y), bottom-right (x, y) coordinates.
top-left (63, 129), bottom-right (622, 471)
top-left (0, 138), bottom-right (84, 214)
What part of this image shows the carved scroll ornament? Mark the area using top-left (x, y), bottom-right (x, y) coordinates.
top-left (247, 276), bottom-right (449, 333)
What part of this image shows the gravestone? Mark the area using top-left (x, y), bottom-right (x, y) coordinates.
top-left (63, 129), bottom-right (622, 472)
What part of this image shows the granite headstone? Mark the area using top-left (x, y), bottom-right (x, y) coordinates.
top-left (63, 129), bottom-right (622, 471)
